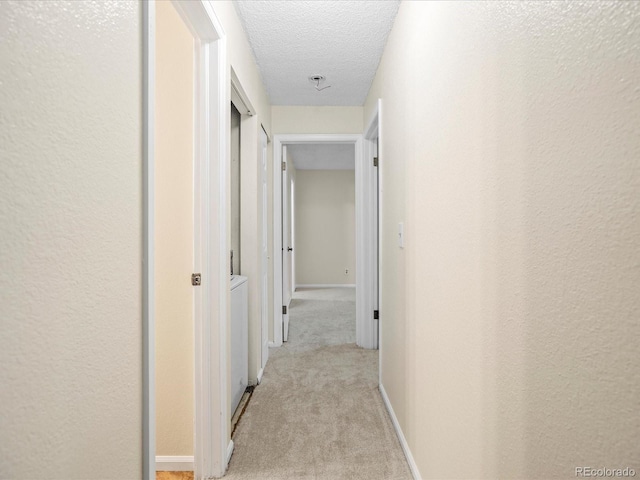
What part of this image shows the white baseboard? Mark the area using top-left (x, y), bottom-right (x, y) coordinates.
top-left (257, 367), bottom-right (264, 384)
top-left (379, 384), bottom-right (422, 480)
top-left (156, 444), bottom-right (234, 474)
top-left (155, 456), bottom-right (194, 472)
top-left (296, 284), bottom-right (356, 289)
top-left (268, 341), bottom-right (276, 347)
top-left (226, 440), bottom-right (235, 467)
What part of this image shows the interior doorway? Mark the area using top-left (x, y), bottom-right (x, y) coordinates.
top-left (230, 102), bottom-right (241, 276)
top-left (272, 134), bottom-right (378, 349)
top-left (229, 70), bottom-right (270, 390)
top-left (143, 1), bottom-right (229, 479)
top-left (154, 0), bottom-right (197, 473)
top-left (260, 127), bottom-right (269, 373)
top-left (364, 100), bottom-right (381, 352)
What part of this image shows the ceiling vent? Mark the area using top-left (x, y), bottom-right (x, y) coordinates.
top-left (309, 75), bottom-right (331, 91)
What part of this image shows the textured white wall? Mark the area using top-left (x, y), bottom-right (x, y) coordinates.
top-left (0, 1), bottom-right (142, 477)
top-left (155, 0), bottom-right (195, 457)
top-left (211, 2), bottom-right (273, 139)
top-left (272, 106), bottom-right (363, 134)
top-left (366, 1), bottom-right (640, 478)
top-left (295, 170), bottom-right (356, 286)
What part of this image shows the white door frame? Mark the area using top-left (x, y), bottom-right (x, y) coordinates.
top-left (259, 126), bottom-right (269, 379)
top-left (232, 67), bottom-right (270, 388)
top-left (143, 2), bottom-right (231, 479)
top-left (272, 134), bottom-right (377, 348)
top-left (363, 100), bottom-right (382, 351)
top-left (142, 4), bottom-right (154, 478)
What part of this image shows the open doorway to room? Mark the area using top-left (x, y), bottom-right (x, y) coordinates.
top-left (143, 1), bottom-right (229, 479)
top-left (283, 143), bottom-right (357, 347)
top-left (272, 133), bottom-right (378, 351)
top-left (228, 69), bottom-right (272, 431)
top-left (153, 1), bottom-right (199, 475)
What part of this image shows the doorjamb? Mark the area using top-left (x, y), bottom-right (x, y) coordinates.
top-left (362, 100), bottom-right (381, 351)
top-left (231, 67), bottom-right (255, 116)
top-left (142, 2), bottom-right (154, 478)
top-left (259, 126), bottom-right (270, 382)
top-left (144, 1), bottom-right (230, 478)
top-left (233, 67), bottom-right (271, 388)
top-left (272, 134), bottom-right (372, 347)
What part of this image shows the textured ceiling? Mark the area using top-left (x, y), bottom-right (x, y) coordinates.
top-left (233, 0), bottom-right (400, 106)
top-left (288, 144), bottom-right (355, 170)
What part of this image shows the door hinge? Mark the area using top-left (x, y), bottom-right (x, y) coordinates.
top-left (282, 305), bottom-right (287, 315)
top-left (374, 310), bottom-right (379, 320)
top-left (191, 273), bottom-right (202, 286)
top-left (373, 157), bottom-right (378, 167)
top-left (282, 161), bottom-right (286, 171)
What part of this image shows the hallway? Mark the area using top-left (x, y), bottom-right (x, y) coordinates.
top-left (225, 288), bottom-right (411, 480)
top-left (3, 1), bottom-right (640, 478)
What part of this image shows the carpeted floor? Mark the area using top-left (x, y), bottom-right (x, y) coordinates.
top-left (224, 287), bottom-right (412, 480)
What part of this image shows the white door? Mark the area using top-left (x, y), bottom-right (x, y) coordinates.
top-left (290, 178), bottom-right (295, 296)
top-left (260, 128), bottom-right (269, 367)
top-left (282, 146), bottom-right (292, 341)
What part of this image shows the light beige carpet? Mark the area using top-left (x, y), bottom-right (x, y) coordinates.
top-left (224, 287), bottom-right (412, 480)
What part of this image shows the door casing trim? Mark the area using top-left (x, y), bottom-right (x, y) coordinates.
top-left (363, 100), bottom-right (382, 351)
top-left (272, 133), bottom-right (377, 348)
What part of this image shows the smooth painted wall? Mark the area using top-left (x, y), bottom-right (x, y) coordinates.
top-left (272, 106), bottom-right (363, 134)
top-left (366, 1), bottom-right (640, 478)
top-left (295, 170), bottom-right (356, 286)
top-left (0, 1), bottom-right (142, 477)
top-left (155, 0), bottom-right (195, 457)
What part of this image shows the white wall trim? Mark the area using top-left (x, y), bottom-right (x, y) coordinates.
top-left (368, 99), bottom-right (383, 384)
top-left (226, 440), bottom-right (235, 466)
top-left (155, 456), bottom-right (194, 472)
top-left (273, 134), bottom-right (365, 348)
top-left (379, 384), bottom-right (422, 480)
top-left (259, 127), bottom-right (270, 375)
top-left (296, 284), bottom-right (356, 289)
top-left (230, 67), bottom-right (255, 116)
top-left (364, 98), bottom-right (384, 385)
top-left (358, 101), bottom-right (381, 350)
top-left (257, 367), bottom-right (264, 384)
top-left (142, 2), bottom-right (155, 479)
